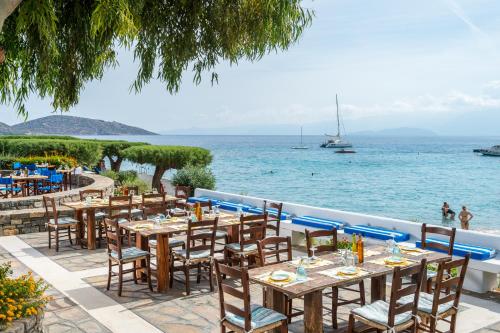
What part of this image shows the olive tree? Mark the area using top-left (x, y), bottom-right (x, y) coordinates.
top-left (98, 140), bottom-right (149, 172)
top-left (0, 1), bottom-right (312, 116)
top-left (122, 145), bottom-right (212, 191)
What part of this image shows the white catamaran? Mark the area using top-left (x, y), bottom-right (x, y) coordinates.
top-left (291, 126), bottom-right (309, 149)
top-left (320, 94), bottom-right (353, 149)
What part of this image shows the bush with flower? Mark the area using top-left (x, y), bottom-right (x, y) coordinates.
top-left (0, 263), bottom-right (50, 329)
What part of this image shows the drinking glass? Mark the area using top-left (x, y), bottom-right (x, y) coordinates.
top-left (310, 246), bottom-right (317, 260)
top-left (345, 252), bottom-right (355, 269)
top-left (209, 209), bottom-right (215, 219)
top-left (296, 258), bottom-right (308, 281)
top-left (214, 205), bottom-right (220, 216)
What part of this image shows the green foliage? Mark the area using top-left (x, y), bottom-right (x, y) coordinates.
top-left (0, 138), bottom-right (102, 166)
top-left (0, 155), bottom-right (78, 169)
top-left (101, 169), bottom-right (149, 194)
top-left (121, 177), bottom-right (150, 194)
top-left (100, 169), bottom-right (119, 181)
top-left (122, 145), bottom-right (212, 170)
top-left (0, 135), bottom-right (78, 140)
top-left (172, 166), bottom-right (216, 195)
top-left (97, 140), bottom-right (149, 171)
top-left (0, 1), bottom-right (313, 116)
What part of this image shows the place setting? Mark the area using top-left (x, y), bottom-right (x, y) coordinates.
top-left (318, 250), bottom-right (371, 280)
top-left (255, 267), bottom-right (312, 288)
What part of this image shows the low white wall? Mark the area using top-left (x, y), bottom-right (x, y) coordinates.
top-left (196, 188), bottom-right (500, 293)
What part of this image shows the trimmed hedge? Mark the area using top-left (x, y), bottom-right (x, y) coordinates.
top-left (0, 155), bottom-right (78, 169)
top-left (0, 139), bottom-right (102, 166)
top-left (123, 145), bottom-right (212, 190)
top-left (172, 166), bottom-right (216, 195)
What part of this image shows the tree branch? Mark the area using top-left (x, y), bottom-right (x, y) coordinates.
top-left (0, 0), bottom-right (22, 32)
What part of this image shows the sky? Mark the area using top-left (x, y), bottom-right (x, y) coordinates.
top-left (2, 0), bottom-right (500, 136)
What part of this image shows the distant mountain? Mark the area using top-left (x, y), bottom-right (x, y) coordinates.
top-left (0, 122), bottom-right (13, 134)
top-left (352, 127), bottom-right (438, 137)
top-left (2, 115), bottom-right (157, 135)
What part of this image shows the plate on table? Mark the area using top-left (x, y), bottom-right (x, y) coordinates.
top-left (338, 267), bottom-right (358, 276)
top-left (384, 257), bottom-right (407, 265)
top-left (270, 271), bottom-right (292, 282)
top-left (400, 246), bottom-right (421, 252)
top-left (133, 223), bottom-right (153, 231)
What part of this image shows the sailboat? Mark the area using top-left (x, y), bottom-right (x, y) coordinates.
top-left (320, 94), bottom-right (353, 148)
top-left (291, 126), bottom-right (309, 149)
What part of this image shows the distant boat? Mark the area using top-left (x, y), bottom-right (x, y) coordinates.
top-left (320, 94), bottom-right (353, 149)
top-left (335, 149), bottom-right (356, 154)
top-left (474, 145), bottom-right (500, 156)
top-left (291, 127), bottom-right (309, 150)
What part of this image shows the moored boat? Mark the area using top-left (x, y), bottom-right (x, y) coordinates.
top-left (320, 94), bottom-right (353, 149)
top-left (474, 145), bottom-right (500, 156)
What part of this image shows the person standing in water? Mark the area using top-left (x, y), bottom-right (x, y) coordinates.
top-left (459, 206), bottom-right (473, 230)
top-left (441, 202), bottom-right (455, 219)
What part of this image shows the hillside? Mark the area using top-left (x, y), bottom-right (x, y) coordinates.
top-left (1, 115), bottom-right (156, 135)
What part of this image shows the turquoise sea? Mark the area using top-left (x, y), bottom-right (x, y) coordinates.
top-left (86, 135), bottom-right (500, 231)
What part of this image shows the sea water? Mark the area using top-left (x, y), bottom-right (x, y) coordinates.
top-left (84, 135), bottom-right (500, 231)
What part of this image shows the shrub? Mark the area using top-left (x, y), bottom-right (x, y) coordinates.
top-left (122, 145), bottom-right (212, 191)
top-left (0, 263), bottom-right (50, 328)
top-left (0, 139), bottom-right (102, 166)
top-left (121, 177), bottom-right (150, 194)
top-left (0, 155), bottom-right (78, 169)
top-left (100, 170), bottom-right (119, 181)
top-left (172, 166), bottom-right (216, 195)
top-left (116, 170), bottom-right (138, 184)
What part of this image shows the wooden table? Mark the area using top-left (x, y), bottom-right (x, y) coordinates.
top-left (120, 212), bottom-right (243, 293)
top-left (12, 175), bottom-right (48, 195)
top-left (62, 195), bottom-right (178, 250)
top-left (248, 247), bottom-right (450, 333)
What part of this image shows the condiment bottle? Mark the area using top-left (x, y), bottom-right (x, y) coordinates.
top-left (357, 235), bottom-right (364, 263)
top-left (351, 233), bottom-right (357, 253)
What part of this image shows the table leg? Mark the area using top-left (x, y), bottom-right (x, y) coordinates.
top-left (304, 290), bottom-right (324, 333)
top-left (371, 275), bottom-right (387, 302)
top-left (135, 233), bottom-right (149, 281)
top-left (75, 210), bottom-right (84, 245)
top-left (266, 288), bottom-right (287, 333)
top-left (87, 208), bottom-right (97, 250)
top-left (156, 234), bottom-right (170, 292)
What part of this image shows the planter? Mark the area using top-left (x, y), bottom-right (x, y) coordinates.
top-left (1, 311), bottom-right (44, 333)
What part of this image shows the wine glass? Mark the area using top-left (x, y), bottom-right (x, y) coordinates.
top-left (310, 246), bottom-right (318, 261)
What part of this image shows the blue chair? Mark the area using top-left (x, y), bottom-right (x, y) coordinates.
top-left (12, 162), bottom-right (22, 170)
top-left (26, 163), bottom-right (37, 171)
top-left (292, 216), bottom-right (345, 230)
top-left (0, 177), bottom-right (24, 198)
top-left (40, 174), bottom-right (63, 193)
top-left (344, 225), bottom-right (410, 242)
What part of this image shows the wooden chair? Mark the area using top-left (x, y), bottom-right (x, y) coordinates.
top-left (174, 185), bottom-right (191, 209)
top-left (196, 200), bottom-right (229, 250)
top-left (214, 260), bottom-right (288, 333)
top-left (108, 195), bottom-right (133, 245)
top-left (257, 236), bottom-right (302, 323)
top-left (305, 228), bottom-right (366, 329)
top-left (103, 218), bottom-right (153, 296)
top-left (421, 223), bottom-right (456, 292)
top-left (407, 255), bottom-right (470, 333)
top-left (43, 196), bottom-right (80, 252)
top-left (80, 189), bottom-right (107, 248)
top-left (224, 213), bottom-right (268, 268)
top-left (126, 185), bottom-right (139, 195)
top-left (348, 259), bottom-right (427, 333)
top-left (263, 200), bottom-right (283, 236)
top-left (170, 217), bottom-right (218, 295)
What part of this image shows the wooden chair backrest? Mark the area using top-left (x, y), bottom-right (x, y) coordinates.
top-left (387, 259), bottom-right (427, 328)
top-left (263, 200), bottom-right (283, 235)
top-left (79, 189), bottom-right (103, 200)
top-left (175, 186), bottom-right (191, 199)
top-left (43, 196), bottom-right (58, 224)
top-left (196, 200), bottom-right (213, 211)
top-left (126, 185), bottom-right (139, 195)
top-left (431, 254), bottom-right (470, 315)
top-left (104, 218), bottom-right (123, 259)
top-left (238, 213), bottom-right (268, 251)
top-left (305, 228), bottom-right (338, 256)
top-left (108, 195), bottom-right (132, 221)
top-left (185, 217), bottom-right (218, 259)
top-left (257, 236), bottom-right (292, 266)
top-left (214, 261), bottom-right (252, 332)
top-left (142, 193), bottom-right (167, 218)
top-left (421, 223), bottom-right (456, 255)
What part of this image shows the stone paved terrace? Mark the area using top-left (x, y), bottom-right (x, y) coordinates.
top-left (0, 232), bottom-right (499, 333)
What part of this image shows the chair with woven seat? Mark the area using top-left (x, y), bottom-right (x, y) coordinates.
top-left (170, 217), bottom-right (218, 295)
top-left (421, 223), bottom-right (456, 292)
top-left (196, 200), bottom-right (229, 251)
top-left (257, 236), bottom-right (302, 323)
top-left (348, 258), bottom-right (427, 333)
top-left (399, 254), bottom-right (469, 333)
top-left (214, 260), bottom-right (288, 333)
top-left (142, 193), bottom-right (185, 268)
top-left (263, 200), bottom-right (284, 236)
top-left (224, 213), bottom-right (268, 268)
top-left (43, 196), bottom-right (80, 252)
top-left (104, 218), bottom-right (153, 296)
top-left (305, 228), bottom-right (366, 329)
top-left (108, 195), bottom-right (133, 245)
top-left (80, 189), bottom-right (107, 248)
top-left (174, 185), bottom-right (191, 209)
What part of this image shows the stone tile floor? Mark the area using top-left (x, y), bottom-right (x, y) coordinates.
top-left (1, 232), bottom-right (499, 333)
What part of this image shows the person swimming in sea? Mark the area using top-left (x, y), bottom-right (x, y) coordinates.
top-left (459, 206), bottom-right (473, 230)
top-left (441, 202), bottom-right (455, 219)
